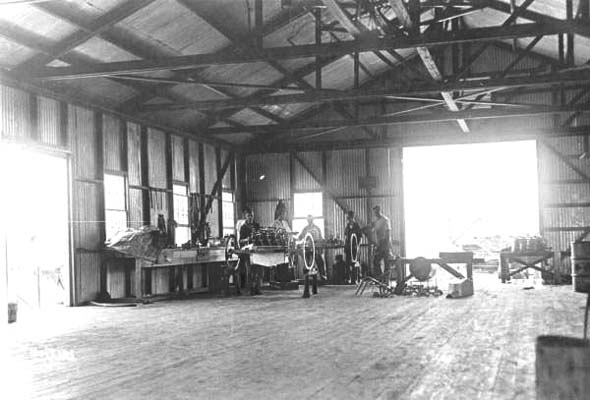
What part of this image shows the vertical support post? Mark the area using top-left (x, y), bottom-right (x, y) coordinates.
top-left (165, 134), bottom-right (175, 292)
top-left (198, 143), bottom-right (206, 231)
top-left (120, 120), bottom-right (129, 175)
top-left (29, 93), bottom-right (38, 141)
top-left (140, 126), bottom-right (150, 226)
top-left (59, 101), bottom-right (68, 148)
top-left (255, 0), bottom-right (263, 49)
top-left (216, 147), bottom-right (223, 238)
top-left (314, 7), bottom-right (322, 90)
top-left (353, 51), bottom-right (359, 119)
top-left (95, 112), bottom-right (105, 244)
top-left (567, 0), bottom-right (574, 66)
top-left (408, 0), bottom-right (420, 36)
top-left (397, 147), bottom-right (406, 258)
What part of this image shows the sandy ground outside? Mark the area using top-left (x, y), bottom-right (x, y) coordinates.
top-left (1, 272), bottom-right (587, 400)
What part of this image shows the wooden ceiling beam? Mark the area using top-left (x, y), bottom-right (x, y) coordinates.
top-left (31, 1), bottom-right (275, 127)
top-left (389, 0), bottom-right (468, 132)
top-left (28, 21), bottom-right (580, 80)
top-left (139, 70), bottom-right (590, 111)
top-left (205, 103), bottom-right (590, 136)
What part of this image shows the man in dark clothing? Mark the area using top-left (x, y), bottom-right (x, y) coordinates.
top-left (344, 210), bottom-right (362, 284)
top-left (299, 215), bottom-right (324, 298)
top-left (371, 205), bottom-right (395, 280)
top-left (239, 209), bottom-right (262, 295)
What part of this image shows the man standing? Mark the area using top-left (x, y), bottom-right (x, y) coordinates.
top-left (298, 215), bottom-right (325, 298)
top-left (344, 210), bottom-right (362, 284)
top-left (371, 205), bottom-right (395, 282)
top-left (239, 209), bottom-right (262, 295)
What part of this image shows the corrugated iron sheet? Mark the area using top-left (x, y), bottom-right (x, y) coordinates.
top-left (326, 149), bottom-right (366, 197)
top-left (203, 143), bottom-right (217, 192)
top-left (294, 151), bottom-right (322, 191)
top-left (147, 127), bottom-right (166, 188)
top-left (0, 3), bottom-right (76, 42)
top-left (0, 37), bottom-right (36, 67)
top-left (149, 189), bottom-right (168, 224)
top-left (70, 105), bottom-right (96, 179)
top-left (541, 183), bottom-right (590, 204)
top-left (75, 252), bottom-right (101, 303)
top-left (207, 198), bottom-right (220, 238)
top-left (103, 114), bottom-right (122, 172)
top-left (250, 200), bottom-right (290, 228)
top-left (1, 85), bottom-right (30, 140)
top-left (543, 208), bottom-right (590, 229)
top-left (121, 0), bottom-right (231, 55)
top-left (127, 122), bottom-right (142, 185)
top-left (37, 96), bottom-right (60, 147)
top-left (74, 37), bottom-right (140, 63)
top-left (367, 148), bottom-right (393, 196)
top-left (245, 152), bottom-right (290, 201)
top-left (172, 135), bottom-right (185, 182)
top-left (189, 140), bottom-right (200, 193)
top-left (73, 181), bottom-right (101, 250)
top-left (128, 187), bottom-right (144, 228)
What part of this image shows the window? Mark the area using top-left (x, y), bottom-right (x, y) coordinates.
top-left (222, 191), bottom-right (235, 237)
top-left (292, 192), bottom-right (324, 238)
top-left (104, 174), bottom-right (127, 240)
top-left (173, 184), bottom-right (190, 246)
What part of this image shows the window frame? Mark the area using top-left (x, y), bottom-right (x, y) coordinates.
top-left (292, 191), bottom-right (325, 237)
top-left (172, 182), bottom-right (190, 246)
top-left (104, 171), bottom-right (128, 240)
top-left (222, 190), bottom-right (236, 237)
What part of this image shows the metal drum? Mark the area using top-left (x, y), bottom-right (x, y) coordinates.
top-left (571, 241), bottom-right (590, 293)
top-left (410, 257), bottom-right (436, 282)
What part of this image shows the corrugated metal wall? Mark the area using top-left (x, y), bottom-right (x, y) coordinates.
top-left (172, 135), bottom-right (185, 182)
top-left (37, 96), bottom-right (61, 147)
top-left (0, 85), bottom-right (31, 139)
top-left (0, 82), bottom-right (233, 304)
top-left (148, 128), bottom-right (167, 189)
top-left (103, 114), bottom-right (122, 172)
top-left (127, 122), bottom-right (142, 186)
top-left (245, 147), bottom-right (404, 279)
top-left (538, 136), bottom-right (590, 277)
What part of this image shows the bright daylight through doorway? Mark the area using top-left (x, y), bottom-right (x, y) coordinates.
top-left (403, 140), bottom-right (539, 260)
top-left (0, 142), bottom-right (70, 317)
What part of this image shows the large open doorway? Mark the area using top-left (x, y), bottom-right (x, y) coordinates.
top-left (403, 140), bottom-right (539, 263)
top-left (1, 143), bottom-right (71, 321)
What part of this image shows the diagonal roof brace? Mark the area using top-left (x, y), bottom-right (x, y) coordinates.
top-left (389, 0), bottom-right (469, 132)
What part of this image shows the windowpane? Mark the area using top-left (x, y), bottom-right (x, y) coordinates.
top-left (104, 174), bottom-right (125, 210)
top-left (106, 210), bottom-right (127, 239)
top-left (175, 226), bottom-right (190, 246)
top-left (173, 184), bottom-right (188, 225)
top-left (222, 191), bottom-right (235, 232)
top-left (293, 192), bottom-right (323, 218)
top-left (293, 218), bottom-right (325, 238)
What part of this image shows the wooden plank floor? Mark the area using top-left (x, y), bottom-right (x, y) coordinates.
top-left (2, 272), bottom-right (588, 400)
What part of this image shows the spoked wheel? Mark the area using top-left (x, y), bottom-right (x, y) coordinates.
top-left (350, 232), bottom-right (361, 264)
top-left (302, 232), bottom-right (316, 274)
top-left (225, 235), bottom-right (240, 270)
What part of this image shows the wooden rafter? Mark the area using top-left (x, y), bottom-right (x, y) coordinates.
top-left (28, 22), bottom-right (580, 80)
top-left (139, 71), bottom-right (590, 112)
top-left (20, 0), bottom-right (156, 71)
top-left (206, 103), bottom-right (590, 136)
top-left (388, 0), bottom-right (468, 132)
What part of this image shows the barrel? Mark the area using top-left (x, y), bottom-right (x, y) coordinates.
top-left (7, 302), bottom-right (17, 323)
top-left (410, 257), bottom-right (436, 282)
top-left (536, 335), bottom-right (590, 399)
top-left (571, 241), bottom-right (590, 293)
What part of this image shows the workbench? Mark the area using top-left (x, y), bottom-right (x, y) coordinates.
top-left (102, 247), bottom-right (228, 300)
top-left (499, 250), bottom-right (560, 284)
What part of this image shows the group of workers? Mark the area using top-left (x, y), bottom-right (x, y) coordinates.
top-left (227, 200), bottom-right (396, 298)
